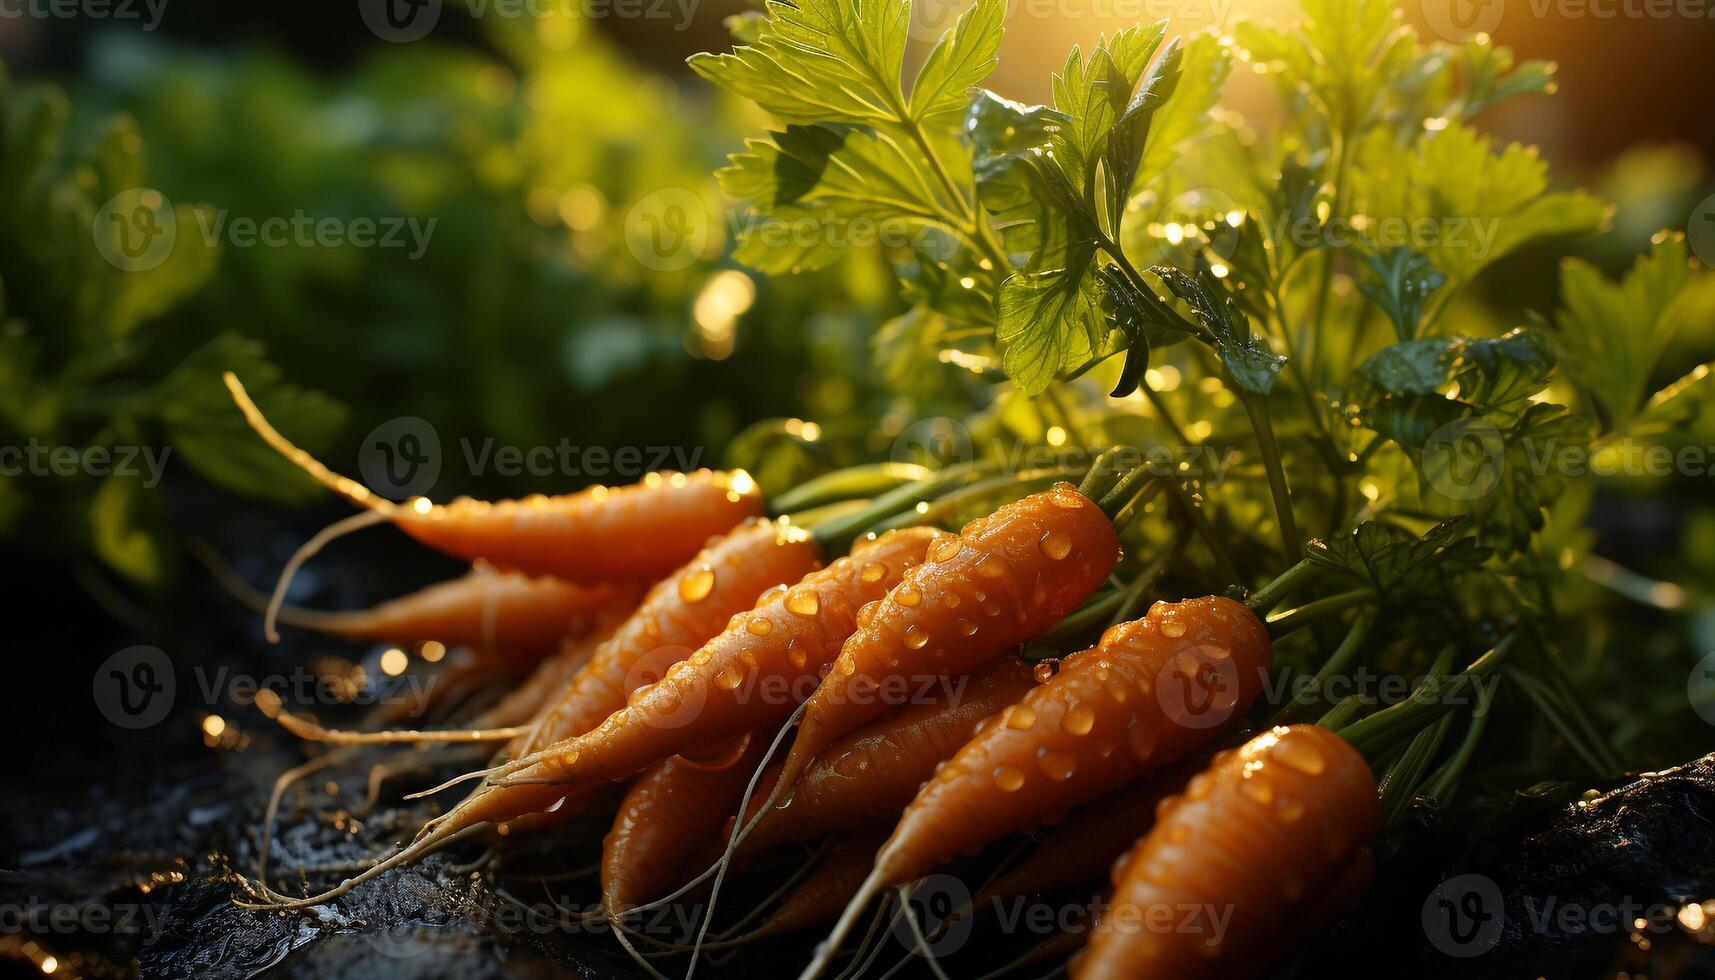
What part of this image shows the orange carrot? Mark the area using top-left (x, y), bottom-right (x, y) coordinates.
top-left (976, 767), bottom-right (1193, 905)
top-left (225, 373), bottom-right (763, 584)
top-left (248, 526), bottom-right (935, 910)
top-left (602, 732), bottom-right (773, 914)
top-left (800, 595), bottom-right (1270, 978)
top-left (1072, 725), bottom-right (1379, 979)
top-left (731, 657), bottom-right (1037, 864)
top-left (779, 483), bottom-right (1118, 795)
top-left (747, 834), bottom-right (887, 938)
top-left (272, 568), bottom-right (630, 663)
top-left (494, 526), bottom-right (938, 793)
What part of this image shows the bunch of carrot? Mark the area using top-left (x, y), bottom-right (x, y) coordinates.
top-left (220, 376), bottom-right (1506, 979)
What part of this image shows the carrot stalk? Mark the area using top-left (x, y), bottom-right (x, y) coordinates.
top-left (1243, 558), bottom-right (1320, 612)
top-left (772, 463), bottom-right (931, 514)
top-left (1271, 609), bottom-right (1375, 724)
top-left (1263, 589), bottom-right (1372, 639)
top-left (1339, 634), bottom-right (1516, 761)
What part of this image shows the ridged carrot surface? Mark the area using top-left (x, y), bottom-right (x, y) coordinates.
top-left (780, 483), bottom-right (1118, 791)
top-left (734, 658), bottom-right (1037, 863)
top-left (602, 733), bottom-right (772, 913)
top-left (508, 517), bottom-right (824, 762)
top-left (497, 526), bottom-right (939, 795)
top-left (872, 595), bottom-right (1269, 884)
top-left (1072, 725), bottom-right (1379, 980)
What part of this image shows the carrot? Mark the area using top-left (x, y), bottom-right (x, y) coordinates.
top-left (1071, 725), bottom-right (1380, 979)
top-left (779, 482), bottom-right (1120, 794)
top-left (602, 732), bottom-right (773, 914)
top-left (730, 657), bottom-right (1038, 864)
top-left (799, 594), bottom-right (1271, 979)
top-left (225, 373), bottom-right (763, 584)
top-left (975, 767), bottom-right (1193, 906)
top-left (246, 525), bottom-right (935, 910)
top-left (746, 833), bottom-right (887, 938)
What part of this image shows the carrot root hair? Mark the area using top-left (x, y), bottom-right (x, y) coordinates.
top-left (800, 867), bottom-right (890, 980)
top-left (262, 510), bottom-right (388, 643)
top-left (224, 373), bottom-right (401, 515)
top-left (266, 701), bottom-right (531, 746)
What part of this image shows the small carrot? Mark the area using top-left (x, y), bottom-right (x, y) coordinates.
top-left (745, 834), bottom-right (887, 939)
top-left (225, 373), bottom-right (763, 584)
top-left (1071, 725), bottom-right (1380, 979)
top-left (602, 732), bottom-right (773, 914)
top-left (731, 657), bottom-right (1038, 864)
top-left (800, 594), bottom-right (1271, 979)
top-left (779, 482), bottom-right (1120, 794)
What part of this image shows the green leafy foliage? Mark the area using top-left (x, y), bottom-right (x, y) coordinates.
top-left (1357, 247), bottom-right (1447, 342)
top-left (1154, 267), bottom-right (1284, 394)
top-left (1306, 517), bottom-right (1490, 599)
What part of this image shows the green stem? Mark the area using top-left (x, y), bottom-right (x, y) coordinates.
top-left (1421, 682), bottom-right (1493, 804)
top-left (1379, 714), bottom-right (1454, 828)
top-left (1271, 608), bottom-right (1375, 724)
top-left (1241, 390), bottom-right (1301, 562)
top-left (870, 468), bottom-right (1071, 533)
top-left (1165, 480), bottom-right (1244, 586)
top-left (809, 462), bottom-right (985, 554)
top-left (1264, 589), bottom-right (1373, 639)
top-left (1244, 558), bottom-right (1321, 612)
top-left (1341, 635), bottom-right (1517, 765)
top-left (1099, 469), bottom-right (1157, 517)
top-left (774, 462), bottom-right (931, 516)
top-left (1316, 694), bottom-right (1366, 732)
top-left (902, 117), bottom-right (1010, 274)
top-left (1077, 447), bottom-right (1128, 500)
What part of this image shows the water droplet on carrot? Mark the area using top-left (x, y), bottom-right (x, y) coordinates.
top-left (1127, 723), bottom-right (1157, 760)
top-left (992, 765), bottom-right (1025, 792)
top-left (904, 626), bottom-right (930, 650)
top-left (930, 536), bottom-right (963, 562)
top-left (942, 592), bottom-right (960, 609)
top-left (747, 616), bottom-right (773, 636)
top-left (860, 561), bottom-right (886, 583)
top-left (956, 618), bottom-right (978, 636)
top-left (1275, 795), bottom-right (1306, 823)
top-left (715, 667), bottom-right (744, 690)
top-left (1161, 620), bottom-right (1186, 638)
top-left (1033, 659), bottom-right (1059, 683)
top-left (1062, 704), bottom-right (1095, 736)
top-left (1105, 679), bottom-right (1129, 703)
top-left (1039, 530), bottom-right (1072, 560)
top-left (837, 655), bottom-right (856, 676)
top-left (679, 566), bottom-right (716, 602)
top-left (1006, 706), bottom-right (1038, 730)
top-left (896, 586), bottom-right (922, 608)
top-left (785, 589), bottom-right (820, 616)
top-left (857, 600), bottom-right (879, 628)
top-left (1273, 737), bottom-right (1327, 775)
top-left (1240, 775), bottom-right (1275, 805)
top-left (1036, 748), bottom-right (1077, 780)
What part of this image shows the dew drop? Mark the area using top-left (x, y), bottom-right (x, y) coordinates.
top-left (837, 655), bottom-right (856, 676)
top-left (1273, 738), bottom-right (1327, 775)
top-left (857, 600), bottom-right (880, 628)
top-left (785, 589), bottom-right (820, 616)
top-left (1240, 775), bottom-right (1275, 806)
top-left (1186, 773), bottom-right (1215, 800)
top-left (1006, 706), bottom-right (1038, 730)
top-left (1062, 704), bottom-right (1095, 736)
top-left (787, 642), bottom-right (808, 671)
top-left (992, 765), bottom-right (1026, 792)
top-left (1127, 723), bottom-right (1157, 760)
top-left (904, 626), bottom-right (930, 650)
top-left (1160, 620), bottom-right (1186, 638)
top-left (942, 592), bottom-right (961, 609)
top-left (746, 616), bottom-right (773, 637)
top-left (931, 536), bottom-right (963, 563)
top-left (1036, 748), bottom-right (1077, 780)
top-left (1039, 530), bottom-right (1072, 560)
top-left (1033, 659), bottom-right (1060, 683)
top-left (977, 558), bottom-right (1006, 579)
top-left (860, 561), bottom-right (887, 584)
top-left (956, 618), bottom-right (978, 636)
top-left (896, 586), bottom-right (923, 608)
top-left (715, 667), bottom-right (745, 690)
top-left (679, 566), bottom-right (716, 602)
top-left (690, 650), bottom-right (712, 667)
top-left (1105, 679), bottom-right (1129, 704)
top-left (1274, 795), bottom-right (1306, 824)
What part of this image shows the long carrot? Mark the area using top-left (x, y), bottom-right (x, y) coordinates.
top-left (246, 525), bottom-right (936, 910)
top-left (1071, 725), bottom-right (1380, 979)
top-left (602, 732), bottom-right (773, 914)
top-left (799, 594), bottom-right (1271, 979)
top-left (225, 373), bottom-right (763, 584)
top-left (745, 834), bottom-right (886, 939)
top-left (778, 482), bottom-right (1120, 794)
top-left (730, 657), bottom-right (1038, 864)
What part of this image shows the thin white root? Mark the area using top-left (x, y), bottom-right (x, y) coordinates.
top-left (262, 510), bottom-right (388, 643)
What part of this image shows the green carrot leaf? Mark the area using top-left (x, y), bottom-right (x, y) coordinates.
top-left (1357, 247), bottom-right (1447, 342)
top-left (1153, 265), bottom-right (1285, 394)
